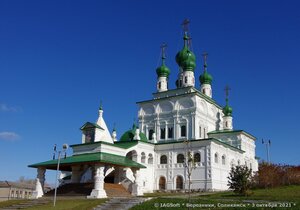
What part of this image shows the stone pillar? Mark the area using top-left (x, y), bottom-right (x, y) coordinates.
top-left (131, 168), bottom-right (143, 196)
top-left (32, 167), bottom-right (46, 199)
top-left (87, 164), bottom-right (107, 198)
top-left (71, 165), bottom-right (81, 183)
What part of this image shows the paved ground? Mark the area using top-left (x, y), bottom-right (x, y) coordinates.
top-left (93, 197), bottom-right (150, 210)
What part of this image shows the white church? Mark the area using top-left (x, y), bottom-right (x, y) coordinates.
top-left (29, 21), bottom-right (258, 199)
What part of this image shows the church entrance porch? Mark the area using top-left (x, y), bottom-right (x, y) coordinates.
top-left (28, 151), bottom-right (146, 199)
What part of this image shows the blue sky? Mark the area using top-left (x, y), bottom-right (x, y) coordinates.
top-left (0, 0), bottom-right (299, 184)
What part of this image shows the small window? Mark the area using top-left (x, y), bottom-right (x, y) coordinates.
top-left (148, 129), bottom-right (154, 140)
top-left (215, 153), bottom-right (218, 163)
top-left (226, 121), bottom-right (228, 127)
top-left (237, 160), bottom-right (240, 165)
top-left (185, 76), bottom-right (187, 83)
top-left (85, 129), bottom-right (95, 143)
top-left (168, 127), bottom-right (173, 138)
top-left (181, 125), bottom-right (186, 137)
top-left (148, 153), bottom-right (153, 164)
top-left (177, 154), bottom-right (184, 163)
top-left (194, 153), bottom-right (201, 162)
top-left (160, 128), bottom-right (165, 139)
top-left (141, 152), bottom-right (146, 163)
top-left (222, 155), bottom-right (226, 165)
top-left (203, 89), bottom-right (205, 94)
top-left (158, 82), bottom-right (161, 89)
top-left (160, 155), bottom-right (167, 164)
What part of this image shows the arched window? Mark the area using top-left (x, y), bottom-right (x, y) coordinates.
top-left (159, 176), bottom-right (166, 190)
top-left (148, 129), bottom-right (154, 140)
top-left (194, 153), bottom-right (201, 162)
top-left (148, 153), bottom-right (153, 164)
top-left (176, 176), bottom-right (183, 190)
top-left (181, 125), bottom-right (186, 137)
top-left (177, 154), bottom-right (184, 163)
top-left (160, 128), bottom-right (165, 139)
top-left (168, 127), bottom-right (173, 138)
top-left (214, 153), bottom-right (218, 163)
top-left (222, 155), bottom-right (226, 165)
top-left (160, 155), bottom-right (167, 164)
top-left (126, 150), bottom-right (137, 162)
top-left (141, 152), bottom-right (146, 163)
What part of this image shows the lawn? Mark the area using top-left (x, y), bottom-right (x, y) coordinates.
top-left (0, 199), bottom-right (27, 208)
top-left (26, 198), bottom-right (107, 210)
top-left (131, 185), bottom-right (300, 210)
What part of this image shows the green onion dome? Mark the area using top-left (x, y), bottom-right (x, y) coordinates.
top-left (199, 71), bottom-right (213, 85)
top-left (223, 99), bottom-right (233, 116)
top-left (156, 56), bottom-right (170, 77)
top-left (119, 123), bottom-right (148, 142)
top-left (175, 33), bottom-right (196, 71)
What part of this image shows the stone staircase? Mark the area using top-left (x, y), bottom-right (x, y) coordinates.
top-left (104, 183), bottom-right (131, 197)
top-left (93, 197), bottom-right (148, 210)
top-left (44, 182), bottom-right (131, 197)
top-left (45, 182), bottom-right (94, 197)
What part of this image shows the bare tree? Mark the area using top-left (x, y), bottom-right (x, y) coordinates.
top-left (184, 139), bottom-right (197, 205)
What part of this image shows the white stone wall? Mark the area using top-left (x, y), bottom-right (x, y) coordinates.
top-left (182, 71), bottom-right (195, 87)
top-left (157, 77), bottom-right (168, 92)
top-left (138, 92), bottom-right (224, 142)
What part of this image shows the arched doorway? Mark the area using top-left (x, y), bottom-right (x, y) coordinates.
top-left (158, 176), bottom-right (166, 190)
top-left (176, 176), bottom-right (183, 190)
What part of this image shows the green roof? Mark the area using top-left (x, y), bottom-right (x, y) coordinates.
top-left (80, 122), bottom-right (104, 130)
top-left (70, 139), bottom-right (153, 149)
top-left (156, 56), bottom-right (170, 78)
top-left (155, 138), bottom-right (244, 153)
top-left (28, 152), bottom-right (146, 170)
top-left (208, 129), bottom-right (256, 140)
top-left (119, 124), bottom-right (148, 142)
top-left (175, 33), bottom-right (196, 71)
top-left (199, 70), bottom-right (213, 85)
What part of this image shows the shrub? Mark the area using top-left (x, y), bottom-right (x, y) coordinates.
top-left (228, 165), bottom-right (253, 196)
top-left (254, 162), bottom-right (300, 188)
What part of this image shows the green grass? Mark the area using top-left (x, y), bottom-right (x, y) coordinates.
top-left (131, 185), bottom-right (300, 210)
top-left (26, 199), bottom-right (107, 210)
top-left (205, 185), bottom-right (300, 202)
top-left (0, 199), bottom-right (27, 208)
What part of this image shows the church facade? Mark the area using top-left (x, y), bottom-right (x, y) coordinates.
top-left (29, 22), bottom-right (258, 199)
